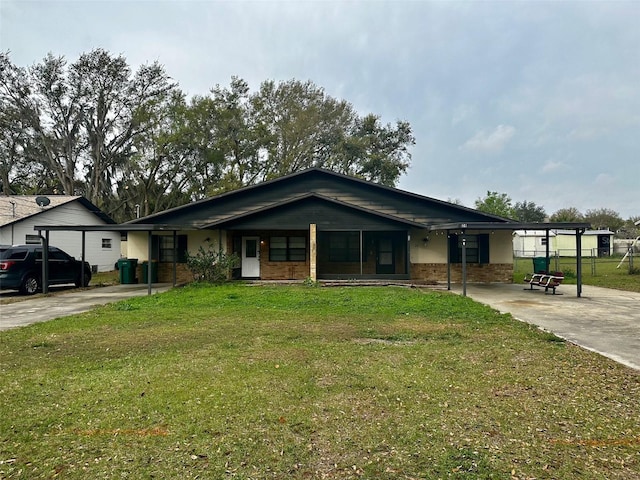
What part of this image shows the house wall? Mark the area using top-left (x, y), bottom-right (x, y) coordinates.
top-left (126, 226), bottom-right (515, 283)
top-left (240, 230), bottom-right (310, 280)
top-left (410, 229), bottom-right (513, 283)
top-left (411, 263), bottom-right (513, 283)
top-left (126, 229), bottom-right (226, 283)
top-left (490, 231), bottom-right (515, 263)
top-left (409, 229), bottom-right (448, 263)
top-left (0, 203), bottom-right (121, 272)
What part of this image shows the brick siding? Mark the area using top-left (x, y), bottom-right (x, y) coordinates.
top-left (411, 263), bottom-right (513, 283)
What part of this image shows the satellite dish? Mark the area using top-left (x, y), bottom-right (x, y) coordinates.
top-left (35, 196), bottom-right (51, 207)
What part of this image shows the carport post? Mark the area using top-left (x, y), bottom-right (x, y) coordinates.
top-left (40, 233), bottom-right (49, 294)
top-left (576, 228), bottom-right (583, 298)
top-left (172, 230), bottom-right (177, 287)
top-left (461, 229), bottom-right (467, 297)
top-left (545, 229), bottom-right (551, 274)
top-left (81, 231), bottom-right (86, 287)
top-left (446, 230), bottom-right (451, 290)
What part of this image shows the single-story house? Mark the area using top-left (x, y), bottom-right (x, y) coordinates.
top-left (0, 195), bottom-right (120, 272)
top-left (513, 229), bottom-right (614, 258)
top-left (119, 169), bottom-right (589, 289)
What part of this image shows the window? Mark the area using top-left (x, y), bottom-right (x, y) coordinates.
top-left (541, 238), bottom-right (548, 246)
top-left (102, 238), bottom-right (112, 249)
top-left (448, 234), bottom-right (489, 264)
top-left (152, 235), bottom-right (188, 263)
top-left (329, 232), bottom-right (360, 262)
top-left (269, 236), bottom-right (306, 262)
top-left (462, 235), bottom-right (479, 263)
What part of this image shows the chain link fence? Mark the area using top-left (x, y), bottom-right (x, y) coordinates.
top-left (514, 248), bottom-right (636, 276)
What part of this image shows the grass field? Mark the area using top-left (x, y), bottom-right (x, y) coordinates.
top-left (1, 284), bottom-right (638, 479)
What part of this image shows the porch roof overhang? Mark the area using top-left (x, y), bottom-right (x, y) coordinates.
top-left (33, 224), bottom-right (185, 232)
top-left (430, 221), bottom-right (592, 299)
top-left (427, 221), bottom-right (592, 232)
top-left (32, 223), bottom-right (185, 296)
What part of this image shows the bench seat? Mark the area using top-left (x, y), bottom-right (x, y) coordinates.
top-left (524, 272), bottom-right (564, 295)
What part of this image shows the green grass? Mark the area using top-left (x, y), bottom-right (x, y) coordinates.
top-left (514, 255), bottom-right (640, 293)
top-left (90, 269), bottom-right (120, 286)
top-left (1, 284), bottom-right (639, 479)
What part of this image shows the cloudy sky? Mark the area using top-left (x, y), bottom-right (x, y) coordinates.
top-left (2, 0), bottom-right (639, 218)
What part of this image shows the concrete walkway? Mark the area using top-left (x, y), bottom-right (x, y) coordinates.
top-left (0, 284), bottom-right (173, 331)
top-left (450, 283), bottom-right (640, 371)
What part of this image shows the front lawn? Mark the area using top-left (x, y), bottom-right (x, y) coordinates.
top-left (1, 284), bottom-right (638, 479)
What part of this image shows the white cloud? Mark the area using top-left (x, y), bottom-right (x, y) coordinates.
top-left (460, 125), bottom-right (516, 153)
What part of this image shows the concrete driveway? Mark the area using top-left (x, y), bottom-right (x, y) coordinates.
top-left (0, 284), bottom-right (173, 331)
top-left (450, 283), bottom-right (640, 371)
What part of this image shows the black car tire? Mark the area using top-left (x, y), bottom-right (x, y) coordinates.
top-left (20, 274), bottom-right (40, 295)
top-left (75, 272), bottom-right (91, 288)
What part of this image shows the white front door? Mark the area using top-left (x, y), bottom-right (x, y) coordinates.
top-left (242, 236), bottom-right (260, 278)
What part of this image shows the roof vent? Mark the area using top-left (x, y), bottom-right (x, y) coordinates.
top-left (35, 196), bottom-right (51, 207)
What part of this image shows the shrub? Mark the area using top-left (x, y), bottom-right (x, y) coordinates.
top-left (186, 244), bottom-right (240, 283)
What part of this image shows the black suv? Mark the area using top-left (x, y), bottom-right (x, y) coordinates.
top-left (0, 245), bottom-right (91, 295)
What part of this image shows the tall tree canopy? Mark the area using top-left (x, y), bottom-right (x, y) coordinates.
top-left (584, 208), bottom-right (624, 232)
top-left (550, 207), bottom-right (584, 223)
top-left (474, 191), bottom-right (515, 219)
top-left (1, 51), bottom-right (414, 221)
top-left (513, 200), bottom-right (546, 223)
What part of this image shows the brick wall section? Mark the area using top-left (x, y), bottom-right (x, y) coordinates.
top-left (411, 263), bottom-right (513, 283)
top-left (142, 261), bottom-right (512, 284)
top-left (261, 261), bottom-right (310, 280)
top-left (136, 263), bottom-right (193, 284)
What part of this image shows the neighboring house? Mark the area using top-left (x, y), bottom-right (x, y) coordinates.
top-left (554, 229), bottom-right (614, 257)
top-left (122, 168), bottom-right (588, 285)
top-left (513, 229), bottom-right (614, 258)
top-left (0, 195), bottom-right (120, 272)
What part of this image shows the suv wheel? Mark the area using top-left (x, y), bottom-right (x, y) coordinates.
top-left (75, 272), bottom-right (91, 288)
top-left (20, 274), bottom-right (40, 295)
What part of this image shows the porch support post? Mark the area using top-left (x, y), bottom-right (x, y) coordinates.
top-left (147, 230), bottom-right (152, 296)
top-left (406, 231), bottom-right (411, 278)
top-left (359, 230), bottom-right (363, 276)
top-left (576, 228), bottom-right (583, 298)
top-left (172, 230), bottom-right (177, 287)
top-left (309, 224), bottom-right (317, 282)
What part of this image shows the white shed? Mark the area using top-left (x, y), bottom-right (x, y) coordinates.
top-left (0, 196), bottom-right (121, 272)
top-left (512, 230), bottom-right (557, 258)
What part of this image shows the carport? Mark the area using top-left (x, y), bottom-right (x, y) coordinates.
top-left (428, 221), bottom-right (591, 298)
top-left (33, 223), bottom-right (183, 295)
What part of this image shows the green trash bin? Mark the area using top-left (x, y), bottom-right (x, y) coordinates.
top-left (141, 260), bottom-right (158, 283)
top-left (118, 258), bottom-right (138, 284)
top-left (532, 257), bottom-right (549, 273)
